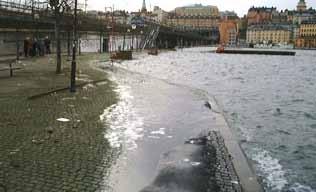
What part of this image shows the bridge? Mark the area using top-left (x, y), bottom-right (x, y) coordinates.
top-left (0, 0), bottom-right (216, 56)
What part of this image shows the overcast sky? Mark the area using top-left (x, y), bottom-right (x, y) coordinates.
top-left (81, 0), bottom-right (316, 16)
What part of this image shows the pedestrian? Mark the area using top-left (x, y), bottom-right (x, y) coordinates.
top-left (32, 38), bottom-right (38, 57)
top-left (44, 36), bottom-right (51, 54)
top-left (38, 39), bottom-right (45, 56)
top-left (24, 37), bottom-right (30, 57)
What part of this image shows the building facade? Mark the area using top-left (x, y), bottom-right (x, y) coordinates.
top-left (167, 14), bottom-right (219, 29)
top-left (247, 25), bottom-right (291, 44)
top-left (297, 0), bottom-right (307, 12)
top-left (174, 4), bottom-right (219, 17)
top-left (247, 7), bottom-right (277, 25)
top-left (219, 20), bottom-right (238, 46)
top-left (220, 11), bottom-right (238, 20)
top-left (296, 20), bottom-right (316, 48)
top-left (166, 3), bottom-right (221, 42)
top-left (152, 6), bottom-right (168, 24)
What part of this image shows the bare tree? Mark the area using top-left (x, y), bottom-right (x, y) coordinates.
top-left (49, 0), bottom-right (72, 74)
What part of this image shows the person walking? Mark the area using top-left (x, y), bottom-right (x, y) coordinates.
top-left (31, 38), bottom-right (38, 57)
top-left (24, 37), bottom-right (30, 57)
top-left (38, 39), bottom-right (45, 56)
top-left (44, 36), bottom-right (51, 54)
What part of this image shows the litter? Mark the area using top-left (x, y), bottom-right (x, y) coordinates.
top-left (57, 118), bottom-right (70, 122)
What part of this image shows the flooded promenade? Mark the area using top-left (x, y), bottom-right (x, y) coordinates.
top-left (113, 47), bottom-right (316, 192)
top-left (0, 47), bottom-right (315, 192)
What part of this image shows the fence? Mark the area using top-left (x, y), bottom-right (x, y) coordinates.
top-left (0, 0), bottom-right (48, 14)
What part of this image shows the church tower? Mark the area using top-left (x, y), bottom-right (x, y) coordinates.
top-left (297, 0), bottom-right (307, 12)
top-left (141, 0), bottom-right (147, 13)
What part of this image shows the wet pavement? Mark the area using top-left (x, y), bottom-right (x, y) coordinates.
top-left (0, 51), bottom-right (261, 192)
top-left (99, 66), bottom-right (259, 192)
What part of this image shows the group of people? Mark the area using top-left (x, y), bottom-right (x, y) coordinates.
top-left (23, 37), bottom-right (51, 57)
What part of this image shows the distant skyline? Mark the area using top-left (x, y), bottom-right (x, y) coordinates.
top-left (80, 0), bottom-right (316, 16)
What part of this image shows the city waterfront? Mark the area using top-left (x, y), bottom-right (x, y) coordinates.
top-left (114, 47), bottom-right (316, 192)
top-left (1, 0), bottom-right (316, 191)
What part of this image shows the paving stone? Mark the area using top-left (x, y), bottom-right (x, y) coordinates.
top-left (0, 54), bottom-right (117, 191)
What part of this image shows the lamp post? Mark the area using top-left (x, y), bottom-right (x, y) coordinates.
top-left (70, 0), bottom-right (78, 93)
top-left (139, 30), bottom-right (143, 51)
top-left (131, 24), bottom-right (137, 50)
top-left (126, 29), bottom-right (131, 50)
top-left (105, 6), bottom-right (114, 52)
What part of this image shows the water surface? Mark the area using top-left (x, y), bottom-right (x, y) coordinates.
top-left (120, 48), bottom-right (316, 192)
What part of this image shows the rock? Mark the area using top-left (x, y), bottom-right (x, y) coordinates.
top-left (32, 139), bottom-right (44, 145)
top-left (204, 101), bottom-right (212, 110)
top-left (46, 126), bottom-right (54, 134)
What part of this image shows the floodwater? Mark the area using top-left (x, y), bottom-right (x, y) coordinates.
top-left (111, 47), bottom-right (316, 192)
top-left (99, 68), bottom-right (220, 192)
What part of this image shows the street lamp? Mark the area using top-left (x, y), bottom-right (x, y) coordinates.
top-left (105, 6), bottom-right (114, 52)
top-left (70, 0), bottom-right (78, 93)
top-left (127, 29), bottom-right (131, 50)
top-left (131, 24), bottom-right (137, 50)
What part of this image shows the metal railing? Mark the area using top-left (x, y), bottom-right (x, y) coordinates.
top-left (0, 0), bottom-right (48, 14)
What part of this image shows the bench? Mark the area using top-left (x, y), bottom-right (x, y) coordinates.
top-left (0, 59), bottom-right (21, 77)
top-left (110, 51), bottom-right (133, 60)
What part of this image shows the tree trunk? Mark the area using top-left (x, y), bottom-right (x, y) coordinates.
top-left (55, 13), bottom-right (62, 74)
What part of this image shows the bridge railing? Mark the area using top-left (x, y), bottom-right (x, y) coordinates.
top-left (0, 0), bottom-right (48, 14)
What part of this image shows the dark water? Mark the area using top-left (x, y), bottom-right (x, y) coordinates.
top-left (120, 48), bottom-right (316, 192)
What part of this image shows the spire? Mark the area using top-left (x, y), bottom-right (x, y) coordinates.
top-left (141, 0), bottom-right (147, 12)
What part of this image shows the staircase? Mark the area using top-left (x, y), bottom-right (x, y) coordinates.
top-left (139, 25), bottom-right (160, 50)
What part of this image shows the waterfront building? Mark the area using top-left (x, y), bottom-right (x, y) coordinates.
top-left (152, 6), bottom-right (168, 24)
top-left (219, 20), bottom-right (238, 46)
top-left (166, 4), bottom-right (220, 42)
top-left (287, 0), bottom-right (316, 25)
top-left (247, 7), bottom-right (277, 26)
top-left (167, 4), bottom-right (220, 29)
top-left (174, 4), bottom-right (219, 17)
top-left (296, 20), bottom-right (316, 48)
top-left (297, 0), bottom-right (307, 12)
top-left (167, 14), bottom-right (219, 29)
top-left (246, 24), bottom-right (291, 44)
top-left (288, 9), bottom-right (316, 25)
top-left (220, 11), bottom-right (238, 20)
top-left (237, 16), bottom-right (248, 40)
top-left (272, 10), bottom-right (289, 24)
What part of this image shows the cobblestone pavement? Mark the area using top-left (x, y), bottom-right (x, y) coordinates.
top-left (207, 131), bottom-right (242, 192)
top-left (140, 132), bottom-right (243, 192)
top-left (0, 54), bottom-right (117, 192)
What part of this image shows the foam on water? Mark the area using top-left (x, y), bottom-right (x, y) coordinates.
top-left (250, 148), bottom-right (288, 191)
top-left (150, 128), bottom-right (166, 135)
top-left (289, 183), bottom-right (316, 192)
top-left (100, 85), bottom-right (144, 151)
